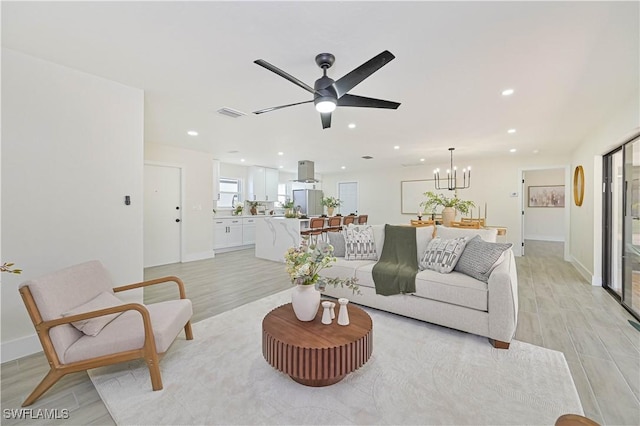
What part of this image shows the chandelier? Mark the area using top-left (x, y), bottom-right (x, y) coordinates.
top-left (433, 148), bottom-right (471, 190)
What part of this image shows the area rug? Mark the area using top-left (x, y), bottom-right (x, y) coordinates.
top-left (88, 291), bottom-right (583, 425)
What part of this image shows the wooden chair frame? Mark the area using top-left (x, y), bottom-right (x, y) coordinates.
top-left (19, 276), bottom-right (193, 407)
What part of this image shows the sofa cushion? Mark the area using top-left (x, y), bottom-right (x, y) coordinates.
top-left (415, 225), bottom-right (436, 263)
top-left (344, 225), bottom-right (378, 260)
top-left (435, 225), bottom-right (498, 242)
top-left (419, 237), bottom-right (468, 273)
top-left (327, 232), bottom-right (346, 257)
top-left (62, 291), bottom-right (125, 336)
top-left (415, 269), bottom-right (488, 311)
top-left (322, 258), bottom-right (375, 280)
top-left (455, 236), bottom-right (513, 282)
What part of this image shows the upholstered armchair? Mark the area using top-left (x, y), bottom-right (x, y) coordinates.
top-left (18, 260), bottom-right (193, 406)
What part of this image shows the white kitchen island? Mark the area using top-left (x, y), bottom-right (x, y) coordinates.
top-left (255, 217), bottom-right (310, 262)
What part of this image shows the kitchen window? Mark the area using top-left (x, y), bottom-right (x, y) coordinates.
top-left (218, 178), bottom-right (242, 208)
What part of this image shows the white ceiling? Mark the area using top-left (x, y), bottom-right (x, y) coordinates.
top-left (2, 1), bottom-right (638, 174)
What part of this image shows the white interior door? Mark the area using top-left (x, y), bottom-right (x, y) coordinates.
top-left (144, 164), bottom-right (182, 267)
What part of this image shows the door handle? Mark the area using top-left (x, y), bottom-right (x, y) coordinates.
top-left (175, 219), bottom-right (181, 223)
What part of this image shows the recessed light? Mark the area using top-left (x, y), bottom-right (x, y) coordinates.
top-left (348, 123), bottom-right (356, 129)
top-left (394, 146), bottom-right (400, 150)
top-left (277, 152), bottom-right (284, 156)
top-left (341, 166), bottom-right (346, 170)
top-left (502, 89), bottom-right (514, 96)
top-left (507, 129), bottom-right (516, 134)
top-left (510, 148), bottom-right (517, 153)
top-left (533, 149), bottom-right (539, 154)
top-left (420, 158), bottom-right (425, 162)
top-left (187, 130), bottom-right (198, 136)
top-left (279, 165), bottom-right (284, 169)
top-left (240, 158), bottom-right (245, 162)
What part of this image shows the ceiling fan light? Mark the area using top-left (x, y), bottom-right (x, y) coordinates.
top-left (315, 99), bottom-right (337, 113)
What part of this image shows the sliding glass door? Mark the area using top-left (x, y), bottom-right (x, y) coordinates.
top-left (603, 136), bottom-right (640, 319)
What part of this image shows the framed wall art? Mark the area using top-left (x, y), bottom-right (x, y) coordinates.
top-left (528, 185), bottom-right (565, 208)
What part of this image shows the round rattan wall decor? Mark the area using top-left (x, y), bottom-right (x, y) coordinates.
top-left (573, 165), bottom-right (585, 206)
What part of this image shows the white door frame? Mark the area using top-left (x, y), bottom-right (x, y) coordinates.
top-left (144, 161), bottom-right (185, 264)
top-left (517, 165), bottom-right (571, 260)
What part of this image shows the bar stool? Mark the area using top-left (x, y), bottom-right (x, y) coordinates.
top-left (342, 215), bottom-right (356, 227)
top-left (300, 217), bottom-right (325, 244)
top-left (325, 216), bottom-right (342, 233)
top-left (357, 214), bottom-right (368, 225)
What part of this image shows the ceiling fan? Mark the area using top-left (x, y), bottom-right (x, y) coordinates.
top-left (253, 50), bottom-right (401, 129)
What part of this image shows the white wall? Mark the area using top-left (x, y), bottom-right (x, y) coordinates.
top-left (569, 95), bottom-right (640, 285)
top-left (1, 49), bottom-right (144, 361)
top-left (145, 143), bottom-right (215, 262)
top-left (524, 168), bottom-right (566, 241)
top-left (322, 153), bottom-right (572, 253)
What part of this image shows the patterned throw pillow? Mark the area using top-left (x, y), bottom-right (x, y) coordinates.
top-left (344, 225), bottom-right (378, 261)
top-left (454, 235), bottom-right (513, 282)
top-left (327, 231), bottom-right (346, 257)
top-left (419, 237), bottom-right (468, 273)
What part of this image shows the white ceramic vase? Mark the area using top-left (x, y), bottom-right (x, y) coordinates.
top-left (441, 207), bottom-right (456, 227)
top-left (291, 284), bottom-right (321, 321)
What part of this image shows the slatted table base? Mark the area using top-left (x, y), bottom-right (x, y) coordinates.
top-left (262, 303), bottom-right (373, 387)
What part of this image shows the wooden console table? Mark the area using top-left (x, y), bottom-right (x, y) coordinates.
top-left (262, 303), bottom-right (373, 386)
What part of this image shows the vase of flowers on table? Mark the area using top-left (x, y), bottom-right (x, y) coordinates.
top-left (284, 240), bottom-right (359, 321)
top-left (321, 196), bottom-right (342, 217)
top-left (420, 191), bottom-right (475, 227)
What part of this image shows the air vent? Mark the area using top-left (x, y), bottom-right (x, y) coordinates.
top-left (217, 107), bottom-right (246, 118)
top-left (361, 155), bottom-right (374, 160)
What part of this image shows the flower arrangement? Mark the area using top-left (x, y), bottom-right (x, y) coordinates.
top-left (284, 240), bottom-right (360, 294)
top-left (420, 191), bottom-right (475, 215)
top-left (282, 200), bottom-right (295, 209)
top-left (320, 196), bottom-right (342, 208)
top-left (233, 204), bottom-right (243, 215)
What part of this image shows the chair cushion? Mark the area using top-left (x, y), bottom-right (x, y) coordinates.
top-left (454, 236), bottom-right (513, 282)
top-left (63, 299), bottom-right (193, 364)
top-left (19, 260), bottom-right (115, 360)
top-left (419, 237), bottom-right (468, 273)
top-left (62, 291), bottom-right (125, 336)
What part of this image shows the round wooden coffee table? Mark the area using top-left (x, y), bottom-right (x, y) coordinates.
top-left (262, 302), bottom-right (373, 386)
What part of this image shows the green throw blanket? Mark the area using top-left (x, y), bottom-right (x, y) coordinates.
top-left (372, 224), bottom-right (418, 295)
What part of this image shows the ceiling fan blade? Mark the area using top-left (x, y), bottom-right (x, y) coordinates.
top-left (253, 100), bottom-right (313, 115)
top-left (334, 50), bottom-right (396, 98)
top-left (254, 59), bottom-right (315, 94)
top-left (321, 112), bottom-right (332, 129)
top-left (337, 94), bottom-right (400, 109)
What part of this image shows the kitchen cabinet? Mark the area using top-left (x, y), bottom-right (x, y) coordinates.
top-left (248, 166), bottom-right (279, 201)
top-left (242, 217), bottom-right (258, 245)
top-left (213, 218), bottom-right (243, 249)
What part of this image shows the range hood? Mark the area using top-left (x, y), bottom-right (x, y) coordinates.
top-left (295, 160), bottom-right (319, 183)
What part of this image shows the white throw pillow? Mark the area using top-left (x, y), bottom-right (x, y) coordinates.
top-left (419, 237), bottom-right (468, 273)
top-left (62, 291), bottom-right (124, 336)
top-left (344, 225), bottom-right (378, 261)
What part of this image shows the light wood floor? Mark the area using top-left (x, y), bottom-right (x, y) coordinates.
top-left (2, 242), bottom-right (639, 425)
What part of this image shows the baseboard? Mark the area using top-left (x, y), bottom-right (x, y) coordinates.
top-left (182, 251), bottom-right (215, 263)
top-left (524, 235), bottom-right (565, 242)
top-left (1, 334), bottom-right (42, 363)
top-left (569, 256), bottom-right (601, 286)
top-left (214, 244), bottom-right (254, 254)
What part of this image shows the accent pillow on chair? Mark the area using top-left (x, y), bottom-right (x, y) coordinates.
top-left (419, 236), bottom-right (468, 273)
top-left (344, 225), bottom-right (378, 261)
top-left (62, 291), bottom-right (125, 336)
top-left (454, 235), bottom-right (513, 282)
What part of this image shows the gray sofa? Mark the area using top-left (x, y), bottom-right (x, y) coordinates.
top-left (321, 225), bottom-right (518, 348)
